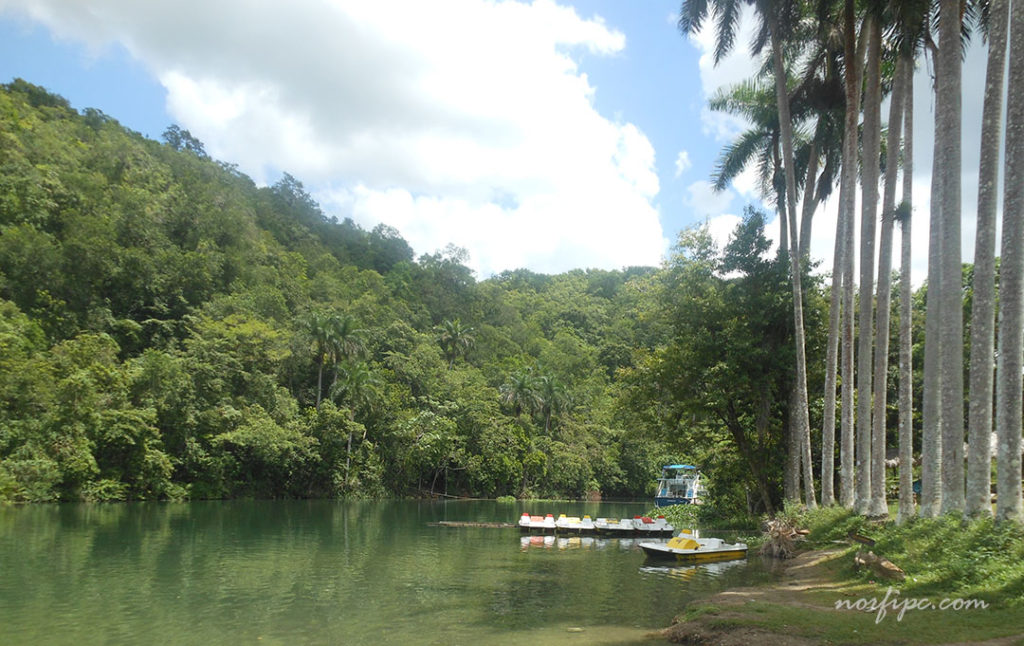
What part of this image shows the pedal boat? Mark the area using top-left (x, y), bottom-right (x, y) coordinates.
top-left (631, 515), bottom-right (675, 537)
top-left (554, 514), bottom-right (595, 534)
top-left (639, 534), bottom-right (748, 563)
top-left (518, 513), bottom-right (556, 533)
top-left (594, 517), bottom-right (634, 535)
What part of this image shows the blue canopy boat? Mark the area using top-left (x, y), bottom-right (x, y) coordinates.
top-left (654, 464), bottom-right (704, 508)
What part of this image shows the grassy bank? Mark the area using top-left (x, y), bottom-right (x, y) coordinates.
top-left (660, 505), bottom-right (1024, 645)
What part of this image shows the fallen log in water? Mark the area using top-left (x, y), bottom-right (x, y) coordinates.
top-left (429, 521), bottom-right (516, 529)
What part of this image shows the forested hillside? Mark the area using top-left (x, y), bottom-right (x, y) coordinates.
top-left (0, 80), bottom-right (682, 503)
top-left (1, 79), bottom-right (934, 513)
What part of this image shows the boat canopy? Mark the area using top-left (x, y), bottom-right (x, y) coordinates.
top-left (663, 464), bottom-right (696, 470)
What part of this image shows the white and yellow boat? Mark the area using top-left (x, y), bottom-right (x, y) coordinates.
top-left (639, 532), bottom-right (748, 563)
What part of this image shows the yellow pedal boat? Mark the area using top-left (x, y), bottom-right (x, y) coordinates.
top-left (639, 534), bottom-right (748, 563)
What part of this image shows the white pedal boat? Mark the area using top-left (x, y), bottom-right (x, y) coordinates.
top-left (639, 534), bottom-right (748, 563)
top-left (518, 513), bottom-right (556, 533)
top-left (554, 514), bottom-right (596, 534)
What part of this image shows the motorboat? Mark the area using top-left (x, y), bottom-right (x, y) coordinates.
top-left (631, 515), bottom-right (675, 537)
top-left (639, 534), bottom-right (748, 563)
top-left (654, 464), bottom-right (705, 508)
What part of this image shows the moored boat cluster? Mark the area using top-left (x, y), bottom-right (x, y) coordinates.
top-left (518, 512), bottom-right (675, 537)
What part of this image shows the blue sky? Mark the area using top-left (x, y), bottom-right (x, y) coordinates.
top-left (0, 0), bottom-right (992, 280)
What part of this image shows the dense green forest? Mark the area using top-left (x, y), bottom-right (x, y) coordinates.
top-left (0, 79), bottom-right (933, 512)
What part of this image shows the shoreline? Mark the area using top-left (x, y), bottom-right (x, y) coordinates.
top-left (656, 548), bottom-right (1024, 645)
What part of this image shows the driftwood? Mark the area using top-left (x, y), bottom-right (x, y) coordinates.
top-left (759, 517), bottom-right (806, 559)
top-left (429, 521), bottom-right (516, 529)
top-left (854, 550), bottom-right (906, 581)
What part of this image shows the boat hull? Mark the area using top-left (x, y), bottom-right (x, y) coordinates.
top-left (641, 545), bottom-right (748, 563)
top-left (654, 496), bottom-right (696, 508)
top-left (639, 539), bottom-right (748, 564)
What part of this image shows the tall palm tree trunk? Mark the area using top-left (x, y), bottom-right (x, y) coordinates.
top-left (966, 0), bottom-right (1009, 518)
top-left (897, 53), bottom-right (917, 524)
top-left (868, 54), bottom-right (907, 519)
top-left (770, 21), bottom-right (816, 509)
top-left (995, 0), bottom-right (1024, 523)
top-left (822, 222), bottom-right (844, 506)
top-left (839, 3), bottom-right (867, 509)
top-left (856, 16), bottom-right (882, 514)
top-left (937, 0), bottom-right (965, 515)
top-left (921, 139), bottom-right (944, 518)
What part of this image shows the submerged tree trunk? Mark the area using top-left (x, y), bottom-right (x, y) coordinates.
top-left (937, 0), bottom-right (966, 515)
top-left (996, 0), bottom-right (1024, 523)
top-left (856, 16), bottom-right (881, 515)
top-left (771, 23), bottom-right (816, 509)
top-left (966, 0), bottom-right (1009, 519)
top-left (868, 55), bottom-right (907, 519)
top-left (897, 54), bottom-right (916, 524)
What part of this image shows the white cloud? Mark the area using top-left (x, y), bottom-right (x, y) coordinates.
top-left (688, 4), bottom-right (761, 142)
top-left (674, 149), bottom-right (692, 177)
top-left (705, 213), bottom-right (742, 251)
top-left (2, 0), bottom-right (666, 276)
top-left (685, 179), bottom-right (734, 219)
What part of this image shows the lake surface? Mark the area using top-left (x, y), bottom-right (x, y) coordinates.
top-left (0, 500), bottom-right (776, 645)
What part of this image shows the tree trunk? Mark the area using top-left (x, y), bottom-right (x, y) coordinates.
top-left (868, 53), bottom-right (907, 519)
top-left (316, 357), bottom-right (324, 409)
top-left (799, 143), bottom-right (819, 260)
top-left (771, 23), bottom-right (816, 509)
top-left (995, 0), bottom-right (1024, 523)
top-left (897, 54), bottom-right (916, 524)
top-left (966, 0), bottom-right (1009, 519)
top-left (856, 15), bottom-right (882, 515)
top-left (839, 3), bottom-right (866, 509)
top-left (920, 96), bottom-right (944, 519)
top-left (937, 0), bottom-right (966, 515)
top-left (821, 223), bottom-right (842, 506)
top-left (786, 381), bottom-right (801, 504)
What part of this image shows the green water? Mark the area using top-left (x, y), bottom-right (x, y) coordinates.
top-left (0, 500), bottom-right (775, 645)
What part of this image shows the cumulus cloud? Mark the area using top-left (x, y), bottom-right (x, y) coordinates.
top-left (1, 0), bottom-right (667, 275)
top-left (687, 4), bottom-right (761, 142)
top-left (674, 149), bottom-right (692, 177)
top-left (685, 179), bottom-right (734, 219)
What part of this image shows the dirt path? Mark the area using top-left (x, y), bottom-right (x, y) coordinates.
top-left (658, 549), bottom-right (1024, 646)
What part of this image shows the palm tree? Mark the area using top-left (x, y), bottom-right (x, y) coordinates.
top-left (533, 374), bottom-right (569, 434)
top-left (855, 13), bottom-right (882, 515)
top-left (328, 314), bottom-right (366, 391)
top-left (681, 0), bottom-right (817, 509)
top-left (330, 361), bottom-right (382, 482)
top-left (966, 0), bottom-right (1009, 518)
top-left (995, 0), bottom-right (1024, 523)
top-left (897, 54), bottom-right (916, 524)
top-left (936, 0), bottom-right (966, 515)
top-left (867, 35), bottom-right (909, 520)
top-left (838, 0), bottom-right (867, 509)
top-left (500, 368), bottom-right (538, 417)
top-left (436, 318), bottom-right (475, 369)
top-left (306, 310), bottom-right (335, 408)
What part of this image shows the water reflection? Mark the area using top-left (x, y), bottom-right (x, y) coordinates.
top-left (639, 558), bottom-right (748, 581)
top-left (519, 535), bottom-right (640, 551)
top-left (0, 501), bottom-right (775, 645)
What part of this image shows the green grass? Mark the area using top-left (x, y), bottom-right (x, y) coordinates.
top-left (795, 506), bottom-right (1024, 605)
top-left (694, 599), bottom-right (1024, 645)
